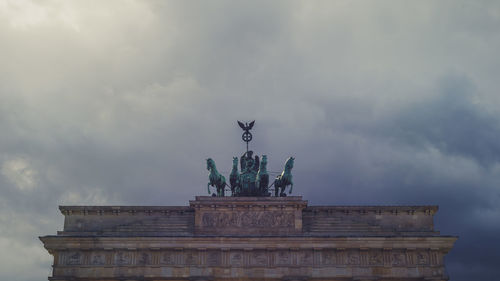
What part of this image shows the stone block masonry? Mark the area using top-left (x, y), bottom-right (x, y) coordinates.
top-left (40, 196), bottom-right (457, 281)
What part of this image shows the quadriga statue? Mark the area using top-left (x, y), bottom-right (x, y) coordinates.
top-left (205, 155), bottom-right (294, 197)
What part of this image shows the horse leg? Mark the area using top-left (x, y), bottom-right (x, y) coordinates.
top-left (289, 183), bottom-right (293, 194)
top-left (207, 183), bottom-right (211, 195)
top-left (280, 185), bottom-right (286, 197)
top-left (216, 180), bottom-right (221, 197)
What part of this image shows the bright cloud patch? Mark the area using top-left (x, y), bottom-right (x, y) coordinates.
top-left (2, 158), bottom-right (38, 191)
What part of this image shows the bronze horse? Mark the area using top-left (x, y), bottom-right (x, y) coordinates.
top-left (274, 157), bottom-right (294, 197)
top-left (206, 158), bottom-right (226, 197)
top-left (256, 155), bottom-right (269, 196)
top-left (229, 157), bottom-right (240, 196)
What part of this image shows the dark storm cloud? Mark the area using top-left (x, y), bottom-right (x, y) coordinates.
top-left (1, 1), bottom-right (500, 281)
top-left (305, 74), bottom-right (500, 280)
top-left (385, 75), bottom-right (500, 166)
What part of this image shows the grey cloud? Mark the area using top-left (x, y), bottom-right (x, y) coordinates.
top-left (385, 74), bottom-right (500, 166)
top-left (1, 1), bottom-right (500, 281)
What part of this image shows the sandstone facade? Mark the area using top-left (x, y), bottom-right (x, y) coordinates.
top-left (40, 196), bottom-right (457, 280)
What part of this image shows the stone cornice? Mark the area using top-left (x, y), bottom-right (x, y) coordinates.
top-left (305, 205), bottom-right (439, 215)
top-left (59, 206), bottom-right (192, 216)
top-left (58, 205), bottom-right (438, 216)
top-left (190, 196), bottom-right (308, 210)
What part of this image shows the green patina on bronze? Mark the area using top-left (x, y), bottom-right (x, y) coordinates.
top-left (206, 121), bottom-right (294, 197)
top-left (256, 155), bottom-right (269, 195)
top-left (206, 158), bottom-right (226, 197)
top-left (274, 156), bottom-right (294, 197)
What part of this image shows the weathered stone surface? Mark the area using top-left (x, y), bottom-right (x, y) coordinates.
top-left (191, 196), bottom-right (306, 235)
top-left (40, 196), bottom-right (457, 281)
top-left (59, 206), bottom-right (194, 236)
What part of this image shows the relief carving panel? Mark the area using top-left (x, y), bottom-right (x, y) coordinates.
top-left (160, 251), bottom-right (176, 265)
top-left (249, 251), bottom-right (268, 267)
top-left (90, 252), bottom-right (105, 266)
top-left (230, 252), bottom-right (244, 266)
top-left (391, 251), bottom-right (406, 266)
top-left (207, 251), bottom-right (222, 266)
top-left (368, 251), bottom-right (384, 266)
top-left (115, 251), bottom-right (132, 265)
top-left (201, 211), bottom-right (294, 228)
top-left (416, 251), bottom-right (429, 265)
top-left (57, 248), bottom-right (433, 269)
top-left (184, 251), bottom-right (199, 265)
top-left (66, 252), bottom-right (82, 265)
top-left (321, 251), bottom-right (336, 266)
top-left (348, 251), bottom-right (360, 265)
top-left (275, 250), bottom-right (291, 266)
top-left (137, 252), bottom-right (151, 265)
top-left (297, 250), bottom-right (313, 266)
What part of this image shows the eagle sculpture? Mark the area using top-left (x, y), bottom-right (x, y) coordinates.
top-left (238, 120), bottom-right (255, 132)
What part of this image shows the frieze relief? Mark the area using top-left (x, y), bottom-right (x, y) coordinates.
top-left (416, 251), bottom-right (430, 265)
top-left (58, 249), bottom-right (440, 268)
top-left (229, 251), bottom-right (244, 266)
top-left (90, 252), bottom-right (105, 265)
top-left (321, 251), bottom-right (336, 265)
top-left (66, 252), bottom-right (82, 265)
top-left (160, 251), bottom-right (176, 265)
top-left (137, 252), bottom-right (151, 265)
top-left (115, 251), bottom-right (132, 265)
top-left (183, 251), bottom-right (199, 265)
top-left (368, 251), bottom-right (384, 266)
top-left (347, 251), bottom-right (360, 265)
top-left (275, 250), bottom-right (291, 266)
top-left (250, 251), bottom-right (269, 266)
top-left (391, 251), bottom-right (406, 266)
top-left (206, 251), bottom-right (222, 266)
top-left (297, 250), bottom-right (313, 265)
top-left (201, 211), bottom-right (294, 228)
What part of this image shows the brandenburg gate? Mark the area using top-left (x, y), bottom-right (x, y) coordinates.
top-left (40, 121), bottom-right (456, 280)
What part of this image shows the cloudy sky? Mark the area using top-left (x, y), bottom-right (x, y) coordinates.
top-left (1, 1), bottom-right (500, 280)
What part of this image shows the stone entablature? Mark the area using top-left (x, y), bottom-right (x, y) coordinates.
top-left (58, 197), bottom-right (440, 237)
top-left (41, 236), bottom-right (455, 281)
top-left (41, 196), bottom-right (457, 281)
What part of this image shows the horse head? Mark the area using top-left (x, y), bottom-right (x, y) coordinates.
top-left (285, 156), bottom-right (294, 170)
top-left (232, 157), bottom-right (238, 168)
top-left (260, 155), bottom-right (268, 169)
top-left (206, 158), bottom-right (214, 170)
